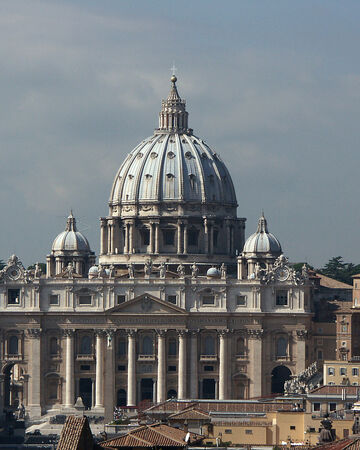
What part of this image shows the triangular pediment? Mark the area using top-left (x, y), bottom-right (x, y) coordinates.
top-left (107, 293), bottom-right (187, 315)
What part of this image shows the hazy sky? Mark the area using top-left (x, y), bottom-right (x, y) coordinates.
top-left (1, 0), bottom-right (359, 268)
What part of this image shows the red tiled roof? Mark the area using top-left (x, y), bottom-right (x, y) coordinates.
top-left (169, 406), bottom-right (210, 420)
top-left (309, 385), bottom-right (360, 395)
top-left (57, 416), bottom-right (94, 450)
top-left (100, 423), bottom-right (203, 448)
top-left (314, 437), bottom-right (360, 450)
top-left (315, 273), bottom-right (352, 289)
top-left (146, 400), bottom-right (294, 414)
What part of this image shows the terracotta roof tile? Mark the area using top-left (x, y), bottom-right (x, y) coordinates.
top-left (169, 406), bottom-right (210, 420)
top-left (57, 416), bottom-right (94, 450)
top-left (309, 385), bottom-right (360, 395)
top-left (100, 423), bottom-right (203, 448)
top-left (315, 273), bottom-right (352, 289)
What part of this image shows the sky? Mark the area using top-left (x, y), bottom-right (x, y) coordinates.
top-left (1, 0), bottom-right (360, 268)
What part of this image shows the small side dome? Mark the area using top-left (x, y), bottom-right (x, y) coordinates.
top-left (88, 265), bottom-right (99, 274)
top-left (52, 212), bottom-right (90, 252)
top-left (243, 213), bottom-right (282, 255)
top-left (207, 267), bottom-right (221, 278)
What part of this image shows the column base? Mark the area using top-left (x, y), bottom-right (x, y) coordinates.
top-left (27, 405), bottom-right (42, 419)
top-left (93, 406), bottom-right (105, 414)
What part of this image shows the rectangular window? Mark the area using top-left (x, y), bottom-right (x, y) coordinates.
top-left (276, 290), bottom-right (288, 306)
top-left (340, 367), bottom-right (347, 376)
top-left (80, 365), bottom-right (90, 371)
top-left (329, 403), bottom-right (337, 412)
top-left (237, 295), bottom-right (246, 306)
top-left (8, 289), bottom-right (20, 305)
top-left (167, 295), bottom-right (177, 304)
top-left (49, 294), bottom-right (59, 305)
top-left (204, 365), bottom-right (214, 371)
top-left (328, 367), bottom-right (335, 375)
top-left (188, 230), bottom-right (198, 246)
top-left (224, 430), bottom-right (232, 434)
top-left (118, 339), bottom-right (126, 357)
top-left (313, 403), bottom-right (321, 412)
top-left (168, 365), bottom-right (176, 372)
top-left (79, 295), bottom-right (92, 305)
top-left (142, 229), bottom-right (150, 246)
top-left (118, 365), bottom-right (126, 371)
top-left (117, 295), bottom-right (126, 305)
top-left (290, 426), bottom-right (296, 430)
top-left (245, 430), bottom-right (253, 435)
top-left (318, 350), bottom-right (323, 360)
top-left (353, 368), bottom-right (359, 376)
top-left (164, 230), bottom-right (175, 246)
top-left (203, 295), bottom-right (215, 305)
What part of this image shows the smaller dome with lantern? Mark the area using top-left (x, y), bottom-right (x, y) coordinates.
top-left (52, 212), bottom-right (90, 252)
top-left (243, 213), bottom-right (282, 256)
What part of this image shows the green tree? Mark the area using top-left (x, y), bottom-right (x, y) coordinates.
top-left (27, 263), bottom-right (46, 274)
top-left (0, 259), bottom-right (5, 270)
top-left (318, 256), bottom-right (360, 285)
top-left (292, 262), bottom-right (314, 273)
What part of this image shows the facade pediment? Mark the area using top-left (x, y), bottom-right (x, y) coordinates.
top-left (107, 293), bottom-right (187, 315)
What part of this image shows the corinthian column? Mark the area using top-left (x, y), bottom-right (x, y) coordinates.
top-left (248, 329), bottom-right (263, 398)
top-left (100, 218), bottom-right (107, 255)
top-left (127, 330), bottom-right (136, 406)
top-left (177, 222), bottom-right (182, 254)
top-left (63, 329), bottom-right (75, 408)
top-left (218, 330), bottom-right (228, 400)
top-left (157, 330), bottom-right (166, 403)
top-left (95, 331), bottom-right (105, 409)
top-left (178, 330), bottom-right (187, 399)
top-left (189, 330), bottom-right (199, 398)
top-left (27, 328), bottom-right (42, 418)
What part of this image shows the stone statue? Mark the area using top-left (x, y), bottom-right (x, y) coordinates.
top-left (144, 259), bottom-right (152, 277)
top-left (220, 263), bottom-right (227, 279)
top-left (319, 415), bottom-right (335, 444)
top-left (108, 264), bottom-right (115, 278)
top-left (16, 402), bottom-right (25, 420)
top-left (353, 416), bottom-right (360, 435)
top-left (191, 262), bottom-right (199, 278)
top-left (127, 263), bottom-right (135, 279)
top-left (254, 262), bottom-right (261, 279)
top-left (34, 263), bottom-right (42, 278)
top-left (177, 263), bottom-right (185, 278)
top-left (97, 264), bottom-right (106, 278)
top-left (302, 263), bottom-right (309, 280)
top-left (159, 262), bottom-right (166, 279)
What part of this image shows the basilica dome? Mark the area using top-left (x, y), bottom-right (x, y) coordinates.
top-left (243, 213), bottom-right (282, 255)
top-left (52, 212), bottom-right (90, 252)
top-left (109, 76), bottom-right (237, 218)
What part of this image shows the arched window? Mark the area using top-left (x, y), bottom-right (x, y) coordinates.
top-left (142, 336), bottom-right (153, 355)
top-left (80, 336), bottom-right (92, 355)
top-left (236, 337), bottom-right (245, 356)
top-left (204, 336), bottom-right (215, 355)
top-left (168, 338), bottom-right (177, 356)
top-left (276, 337), bottom-right (287, 357)
top-left (50, 337), bottom-right (58, 355)
top-left (9, 336), bottom-right (18, 355)
top-left (117, 389), bottom-right (127, 407)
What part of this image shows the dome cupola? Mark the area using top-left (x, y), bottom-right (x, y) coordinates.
top-left (243, 213), bottom-right (282, 255)
top-left (47, 212), bottom-right (95, 278)
top-left (100, 76), bottom-right (246, 267)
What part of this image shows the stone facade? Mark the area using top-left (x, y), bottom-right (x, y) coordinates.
top-left (0, 76), bottom-right (314, 422)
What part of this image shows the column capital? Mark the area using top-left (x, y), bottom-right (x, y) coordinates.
top-left (189, 329), bottom-right (200, 336)
top-left (217, 329), bottom-right (230, 337)
top-left (62, 328), bottom-right (75, 338)
top-left (126, 329), bottom-right (137, 337)
top-left (156, 329), bottom-right (167, 337)
top-left (177, 329), bottom-right (188, 337)
top-left (26, 328), bottom-right (42, 339)
top-left (94, 329), bottom-right (106, 338)
top-left (247, 328), bottom-right (264, 340)
top-left (295, 329), bottom-right (308, 340)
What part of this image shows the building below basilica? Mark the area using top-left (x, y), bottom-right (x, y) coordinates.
top-left (0, 76), bottom-right (314, 422)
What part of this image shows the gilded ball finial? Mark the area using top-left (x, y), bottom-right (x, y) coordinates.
top-left (171, 75), bottom-right (177, 83)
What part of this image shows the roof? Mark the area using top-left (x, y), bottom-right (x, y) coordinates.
top-left (146, 399), bottom-right (295, 414)
top-left (100, 423), bottom-right (203, 448)
top-left (168, 406), bottom-right (210, 421)
top-left (315, 437), bottom-right (360, 450)
top-left (309, 385), bottom-right (360, 396)
top-left (243, 214), bottom-right (282, 255)
top-left (56, 416), bottom-right (94, 450)
top-left (315, 273), bottom-right (352, 289)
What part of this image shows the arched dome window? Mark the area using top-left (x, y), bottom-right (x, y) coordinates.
top-left (80, 336), bottom-right (92, 355)
top-left (276, 337), bottom-right (287, 357)
top-left (142, 336), bottom-right (153, 355)
top-left (8, 336), bottom-right (18, 355)
top-left (204, 336), bottom-right (215, 355)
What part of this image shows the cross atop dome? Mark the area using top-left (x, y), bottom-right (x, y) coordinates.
top-left (256, 212), bottom-right (269, 234)
top-left (65, 210), bottom-right (77, 232)
top-left (157, 75), bottom-right (190, 134)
